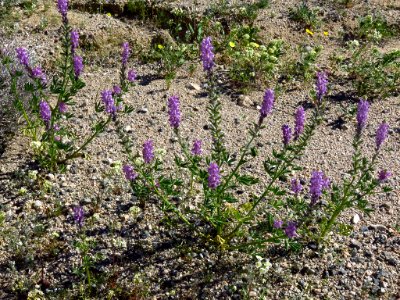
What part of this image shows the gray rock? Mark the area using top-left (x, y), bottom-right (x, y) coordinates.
top-left (350, 239), bottom-right (362, 249)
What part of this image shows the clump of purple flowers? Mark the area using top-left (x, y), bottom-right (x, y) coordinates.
top-left (113, 85), bottom-right (122, 95)
top-left (122, 42), bottom-right (130, 67)
top-left (356, 99), bottom-right (369, 133)
top-left (123, 165), bottom-right (138, 181)
top-left (73, 55), bottom-right (83, 78)
top-left (191, 140), bottom-right (202, 156)
top-left (16, 47), bottom-right (29, 67)
top-left (32, 67), bottom-right (47, 85)
top-left (291, 178), bottom-right (303, 195)
top-left (273, 220), bottom-right (283, 229)
top-left (378, 170), bottom-right (391, 183)
top-left (70, 30), bottom-right (79, 54)
top-left (39, 100), bottom-right (51, 127)
top-left (285, 221), bottom-right (298, 238)
top-left (200, 37), bottom-right (215, 73)
top-left (143, 140), bottom-right (154, 164)
top-left (168, 95), bottom-right (181, 129)
top-left (316, 71), bottom-right (328, 102)
top-left (259, 88), bottom-right (274, 123)
top-left (282, 124), bottom-right (292, 146)
top-left (73, 205), bottom-right (84, 227)
top-left (59, 102), bottom-right (68, 113)
top-left (127, 69), bottom-right (136, 82)
top-left (101, 90), bottom-right (117, 115)
top-left (57, 0), bottom-right (68, 23)
top-left (309, 170), bottom-right (330, 205)
top-left (208, 162), bottom-right (221, 189)
top-left (375, 122), bottom-right (389, 150)
top-left (294, 106), bottom-right (305, 140)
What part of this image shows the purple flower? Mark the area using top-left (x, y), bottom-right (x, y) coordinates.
top-left (294, 106), bottom-right (305, 140)
top-left (191, 139), bottom-right (202, 156)
top-left (309, 170), bottom-right (327, 205)
top-left (31, 67), bottom-right (47, 85)
top-left (39, 100), bottom-right (51, 125)
top-left (200, 37), bottom-right (215, 73)
top-left (375, 122), bottom-right (389, 150)
top-left (123, 165), bottom-right (138, 181)
top-left (259, 89), bottom-right (274, 121)
top-left (101, 90), bottom-right (117, 115)
top-left (285, 221), bottom-right (298, 239)
top-left (16, 47), bottom-right (29, 67)
top-left (73, 205), bottom-right (84, 227)
top-left (73, 55), bottom-right (83, 78)
top-left (168, 95), bottom-right (181, 129)
top-left (356, 100), bottom-right (369, 132)
top-left (208, 162), bottom-right (221, 189)
top-left (122, 42), bottom-right (130, 67)
top-left (57, 0), bottom-right (68, 22)
top-left (127, 69), bottom-right (136, 82)
top-left (59, 102), bottom-right (68, 113)
top-left (316, 71), bottom-right (328, 102)
top-left (291, 178), bottom-right (302, 195)
top-left (70, 30), bottom-right (79, 53)
top-left (273, 220), bottom-right (283, 229)
top-left (282, 124), bottom-right (292, 146)
top-left (54, 135), bottom-right (61, 142)
top-left (53, 124), bottom-right (60, 131)
top-left (143, 140), bottom-right (154, 164)
top-left (378, 170), bottom-right (392, 183)
top-left (113, 85), bottom-right (122, 95)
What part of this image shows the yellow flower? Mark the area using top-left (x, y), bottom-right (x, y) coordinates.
top-left (157, 44), bottom-right (164, 50)
top-left (229, 41), bottom-right (236, 48)
top-left (306, 28), bottom-right (314, 36)
top-left (323, 31), bottom-right (329, 36)
top-left (106, 12), bottom-right (112, 17)
top-left (249, 42), bottom-right (260, 48)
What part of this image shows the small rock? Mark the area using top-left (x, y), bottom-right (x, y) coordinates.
top-left (124, 125), bottom-right (133, 133)
top-left (46, 173), bottom-right (55, 181)
top-left (137, 107), bottom-right (148, 114)
top-left (188, 83), bottom-right (201, 91)
top-left (237, 95), bottom-right (253, 107)
top-left (33, 200), bottom-right (43, 209)
top-left (352, 214), bottom-right (360, 224)
top-left (368, 224), bottom-right (387, 232)
top-left (249, 291), bottom-right (257, 298)
top-left (350, 239), bottom-right (362, 249)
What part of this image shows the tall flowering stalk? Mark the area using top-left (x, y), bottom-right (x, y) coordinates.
top-left (316, 71), bottom-right (328, 102)
top-left (294, 106), bottom-right (305, 140)
top-left (200, 37), bottom-right (215, 73)
top-left (168, 95), bottom-right (181, 129)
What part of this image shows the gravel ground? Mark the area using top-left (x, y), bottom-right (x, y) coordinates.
top-left (0, 0), bottom-right (399, 299)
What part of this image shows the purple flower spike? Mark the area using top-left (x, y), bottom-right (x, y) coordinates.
top-left (59, 102), bottom-right (68, 113)
top-left (16, 48), bottom-right (29, 67)
top-left (191, 140), bottom-right (202, 156)
top-left (122, 42), bottom-right (130, 67)
top-left (260, 89), bottom-right (274, 121)
top-left (57, 0), bottom-right (68, 22)
top-left (378, 170), bottom-right (392, 183)
top-left (39, 100), bottom-right (51, 125)
top-left (208, 162), bottom-right (221, 189)
top-left (291, 178), bottom-right (302, 195)
top-left (282, 124), bottom-right (292, 146)
top-left (123, 165), bottom-right (138, 181)
top-left (113, 85), bottom-right (122, 95)
top-left (101, 90), bottom-right (117, 115)
top-left (294, 106), bottom-right (305, 140)
top-left (71, 30), bottom-right (79, 53)
top-left (273, 220), bottom-right (283, 229)
top-left (200, 37), bottom-right (215, 73)
top-left (127, 69), bottom-right (136, 82)
top-left (316, 71), bottom-right (328, 102)
top-left (73, 205), bottom-right (84, 227)
top-left (32, 67), bottom-right (47, 85)
top-left (73, 55), bottom-right (83, 78)
top-left (310, 171), bottom-right (324, 205)
top-left (356, 100), bottom-right (369, 132)
top-left (143, 140), bottom-right (154, 164)
top-left (168, 95), bottom-right (181, 129)
top-left (285, 221), bottom-right (298, 239)
top-left (375, 122), bottom-right (389, 150)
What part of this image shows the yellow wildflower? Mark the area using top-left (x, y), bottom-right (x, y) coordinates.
top-left (157, 44), bottom-right (164, 50)
top-left (306, 28), bottom-right (314, 36)
top-left (323, 31), bottom-right (329, 36)
top-left (229, 41), bottom-right (236, 48)
top-left (106, 12), bottom-right (112, 17)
